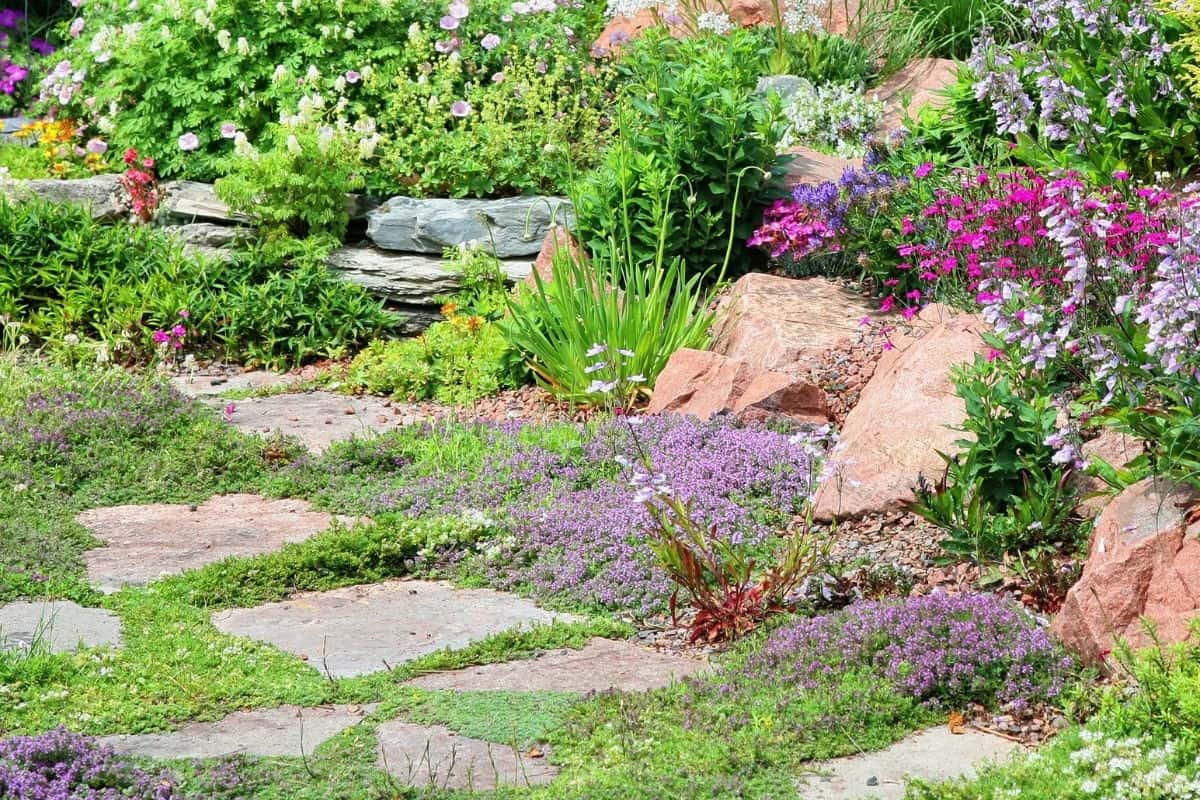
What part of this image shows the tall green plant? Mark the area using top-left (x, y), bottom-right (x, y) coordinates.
top-left (500, 205), bottom-right (716, 407)
top-left (573, 28), bottom-right (787, 281)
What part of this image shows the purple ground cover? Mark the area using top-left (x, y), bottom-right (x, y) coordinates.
top-left (749, 592), bottom-right (1073, 711)
top-left (0, 727), bottom-right (184, 800)
top-left (378, 414), bottom-right (823, 615)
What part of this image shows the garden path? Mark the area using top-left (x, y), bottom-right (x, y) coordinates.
top-left (0, 383), bottom-right (1020, 793)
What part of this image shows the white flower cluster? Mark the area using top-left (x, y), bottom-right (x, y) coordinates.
top-left (604, 0), bottom-right (666, 19)
top-left (696, 10), bottom-right (733, 34)
top-left (780, 80), bottom-right (883, 158)
top-left (783, 0), bottom-right (824, 34)
top-left (993, 730), bottom-right (1200, 799)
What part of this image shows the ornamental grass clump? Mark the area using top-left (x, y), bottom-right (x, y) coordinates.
top-left (750, 593), bottom-right (1073, 711)
top-left (0, 727), bottom-right (185, 799)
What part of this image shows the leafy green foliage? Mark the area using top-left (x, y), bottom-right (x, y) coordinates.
top-left (214, 118), bottom-right (365, 251)
top-left (573, 28), bottom-right (787, 280)
top-left (866, 0), bottom-right (1022, 61)
top-left (373, 48), bottom-right (611, 198)
top-left (345, 248), bottom-right (526, 404)
top-left (0, 198), bottom-right (396, 366)
top-left (906, 353), bottom-right (1084, 564)
top-left (47, 0), bottom-right (608, 197)
top-left (501, 222), bottom-right (715, 406)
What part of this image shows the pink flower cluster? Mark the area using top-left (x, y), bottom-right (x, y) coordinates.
top-left (889, 168), bottom-right (1173, 316)
top-left (151, 311), bottom-right (189, 350)
top-left (747, 200), bottom-right (840, 260)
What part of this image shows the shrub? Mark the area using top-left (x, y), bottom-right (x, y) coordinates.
top-left (0, 727), bottom-right (187, 799)
top-left (573, 28), bottom-right (787, 279)
top-left (44, 0), bottom-right (608, 196)
top-left (751, 592), bottom-right (1074, 712)
top-left (0, 197), bottom-right (396, 365)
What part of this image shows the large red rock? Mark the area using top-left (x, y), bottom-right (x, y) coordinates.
top-left (811, 304), bottom-right (987, 520)
top-left (712, 274), bottom-right (877, 376)
top-left (1053, 478), bottom-right (1200, 663)
top-left (647, 348), bottom-right (829, 423)
top-left (874, 58), bottom-right (959, 133)
top-left (1074, 429), bottom-right (1144, 518)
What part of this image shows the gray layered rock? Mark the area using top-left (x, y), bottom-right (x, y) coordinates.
top-left (167, 221), bottom-right (253, 248)
top-left (0, 116), bottom-right (32, 142)
top-left (1, 174), bottom-right (127, 220)
top-left (0, 600), bottom-right (123, 653)
top-left (367, 195), bottom-right (573, 257)
top-left (327, 247), bottom-right (532, 306)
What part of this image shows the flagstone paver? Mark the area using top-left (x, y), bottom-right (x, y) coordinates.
top-left (0, 600), bottom-right (122, 653)
top-left (405, 637), bottom-right (708, 693)
top-left (211, 580), bottom-right (571, 678)
top-left (98, 705), bottom-right (372, 759)
top-left (170, 370), bottom-right (298, 398)
top-left (79, 494), bottom-right (346, 592)
top-left (375, 720), bottom-right (558, 791)
top-left (796, 727), bottom-right (1021, 799)
top-left (219, 391), bottom-right (413, 452)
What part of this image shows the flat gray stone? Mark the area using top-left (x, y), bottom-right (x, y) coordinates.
top-left (165, 222), bottom-right (253, 248)
top-left (219, 390), bottom-right (412, 452)
top-left (0, 601), bottom-right (122, 653)
top-left (756, 75), bottom-right (812, 103)
top-left (170, 369), bottom-right (297, 398)
top-left (796, 728), bottom-right (1020, 799)
top-left (78, 494), bottom-right (344, 591)
top-left (1, 174), bottom-right (126, 220)
top-left (406, 638), bottom-right (708, 693)
top-left (376, 720), bottom-right (558, 791)
top-left (99, 705), bottom-right (372, 759)
top-left (0, 116), bottom-right (32, 142)
top-left (366, 196), bottom-right (573, 257)
top-left (327, 247), bottom-right (532, 306)
top-left (212, 580), bottom-right (570, 678)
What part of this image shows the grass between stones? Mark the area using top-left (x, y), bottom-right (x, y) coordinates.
top-left (0, 360), bottom-right (1075, 797)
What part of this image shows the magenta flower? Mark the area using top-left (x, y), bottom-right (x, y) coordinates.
top-left (152, 330), bottom-right (169, 345)
top-left (30, 37), bottom-right (55, 56)
top-left (344, 69), bottom-right (361, 84)
top-left (914, 162), bottom-right (934, 179)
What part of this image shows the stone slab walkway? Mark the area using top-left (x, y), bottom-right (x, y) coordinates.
top-left (211, 580), bottom-right (571, 678)
top-left (796, 727), bottom-right (1020, 799)
top-left (376, 720), bottom-right (558, 791)
top-left (98, 705), bottom-right (372, 759)
top-left (406, 637), bottom-right (707, 693)
top-left (220, 392), bottom-right (415, 452)
top-left (0, 600), bottom-right (122, 653)
top-left (170, 370), bottom-right (297, 399)
top-left (78, 494), bottom-right (345, 591)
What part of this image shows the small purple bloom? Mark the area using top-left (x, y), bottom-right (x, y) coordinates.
top-left (450, 99), bottom-right (471, 118)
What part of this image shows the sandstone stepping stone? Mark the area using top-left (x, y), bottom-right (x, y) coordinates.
top-left (712, 274), bottom-right (879, 376)
top-left (220, 391), bottom-right (412, 452)
top-left (79, 494), bottom-right (343, 592)
top-left (212, 580), bottom-right (569, 678)
top-left (98, 704), bottom-right (371, 759)
top-left (0, 600), bottom-right (122, 653)
top-left (376, 720), bottom-right (558, 791)
top-left (170, 370), bottom-right (296, 398)
top-left (796, 727), bottom-right (1019, 799)
top-left (405, 637), bottom-right (708, 693)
